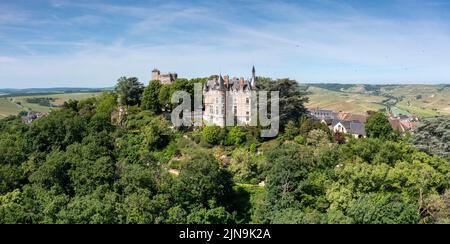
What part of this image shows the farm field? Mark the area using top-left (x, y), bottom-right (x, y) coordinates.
top-left (305, 84), bottom-right (450, 118)
top-left (1, 84), bottom-right (449, 119)
top-left (306, 86), bottom-right (386, 114)
top-left (0, 92), bottom-right (101, 118)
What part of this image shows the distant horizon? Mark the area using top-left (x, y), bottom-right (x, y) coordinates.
top-left (1, 81), bottom-right (450, 90)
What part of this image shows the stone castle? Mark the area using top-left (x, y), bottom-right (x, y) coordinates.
top-left (151, 68), bottom-right (178, 84)
top-left (152, 66), bottom-right (258, 127)
top-left (203, 66), bottom-right (258, 127)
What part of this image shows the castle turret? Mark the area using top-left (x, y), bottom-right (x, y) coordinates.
top-left (218, 75), bottom-right (226, 90)
top-left (151, 68), bottom-right (160, 81)
top-left (250, 66), bottom-right (257, 89)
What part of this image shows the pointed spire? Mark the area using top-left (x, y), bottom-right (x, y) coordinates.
top-left (218, 74), bottom-right (225, 90)
top-left (251, 66), bottom-right (257, 89)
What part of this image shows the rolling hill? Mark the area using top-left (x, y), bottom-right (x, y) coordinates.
top-left (0, 88), bottom-right (108, 118)
top-left (304, 84), bottom-right (450, 118)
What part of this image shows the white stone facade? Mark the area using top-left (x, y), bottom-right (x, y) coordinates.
top-left (203, 67), bottom-right (257, 127)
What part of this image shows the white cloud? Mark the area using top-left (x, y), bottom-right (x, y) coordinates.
top-left (0, 56), bottom-right (17, 63)
top-left (1, 0), bottom-right (450, 87)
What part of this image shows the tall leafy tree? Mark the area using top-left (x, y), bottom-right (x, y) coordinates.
top-left (115, 77), bottom-right (144, 106)
top-left (171, 150), bottom-right (235, 210)
top-left (202, 126), bottom-right (225, 145)
top-left (347, 193), bottom-right (419, 224)
top-left (411, 116), bottom-right (450, 158)
top-left (365, 112), bottom-right (395, 139)
top-left (142, 116), bottom-right (173, 150)
top-left (259, 78), bottom-right (309, 129)
top-left (141, 80), bottom-right (162, 113)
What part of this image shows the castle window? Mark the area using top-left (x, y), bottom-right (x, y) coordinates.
top-left (209, 106), bottom-right (213, 114)
top-left (221, 97), bottom-right (225, 103)
top-left (234, 106), bottom-right (237, 115)
top-left (215, 106), bottom-right (218, 115)
top-left (246, 98), bottom-right (249, 104)
top-left (215, 97), bottom-right (219, 103)
top-left (246, 111), bottom-right (250, 121)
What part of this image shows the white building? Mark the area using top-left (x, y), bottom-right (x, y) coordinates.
top-left (203, 67), bottom-right (258, 127)
top-left (332, 120), bottom-right (366, 138)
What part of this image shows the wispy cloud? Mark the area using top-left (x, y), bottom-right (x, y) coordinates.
top-left (1, 0), bottom-right (450, 88)
top-left (0, 56), bottom-right (16, 63)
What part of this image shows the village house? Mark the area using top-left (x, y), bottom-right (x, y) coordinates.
top-left (309, 108), bottom-right (337, 120)
top-left (21, 111), bottom-right (49, 124)
top-left (309, 108), bottom-right (367, 138)
top-left (388, 113), bottom-right (419, 134)
top-left (332, 119), bottom-right (367, 138)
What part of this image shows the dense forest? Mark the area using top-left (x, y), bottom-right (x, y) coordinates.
top-left (0, 77), bottom-right (449, 224)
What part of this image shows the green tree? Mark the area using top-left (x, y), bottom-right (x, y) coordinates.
top-left (115, 161), bottom-right (157, 195)
top-left (0, 164), bottom-right (24, 194)
top-left (202, 126), bottom-right (225, 145)
top-left (142, 80), bottom-right (162, 113)
top-left (420, 190), bottom-right (450, 224)
top-left (306, 129), bottom-right (330, 146)
top-left (347, 193), bottom-right (419, 224)
top-left (171, 150), bottom-right (235, 209)
top-left (29, 150), bottom-right (72, 193)
top-left (265, 144), bottom-right (317, 207)
top-left (142, 116), bottom-right (173, 150)
top-left (57, 190), bottom-right (119, 224)
top-left (229, 149), bottom-right (258, 184)
top-left (25, 109), bottom-right (87, 152)
top-left (283, 121), bottom-right (299, 140)
top-left (95, 92), bottom-right (117, 116)
top-left (411, 116), bottom-right (450, 157)
top-left (365, 112), bottom-right (395, 139)
top-left (186, 203), bottom-right (235, 224)
top-left (259, 78), bottom-right (309, 128)
top-left (227, 127), bottom-right (247, 145)
top-left (115, 77), bottom-right (144, 106)
top-left (158, 85), bottom-right (172, 111)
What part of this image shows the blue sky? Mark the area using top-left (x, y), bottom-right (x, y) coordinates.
top-left (1, 0), bottom-right (450, 88)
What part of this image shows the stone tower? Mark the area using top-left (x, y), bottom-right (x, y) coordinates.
top-left (151, 67), bottom-right (178, 84)
top-left (151, 68), bottom-right (160, 81)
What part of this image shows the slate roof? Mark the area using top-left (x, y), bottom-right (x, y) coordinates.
top-left (333, 119), bottom-right (366, 136)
